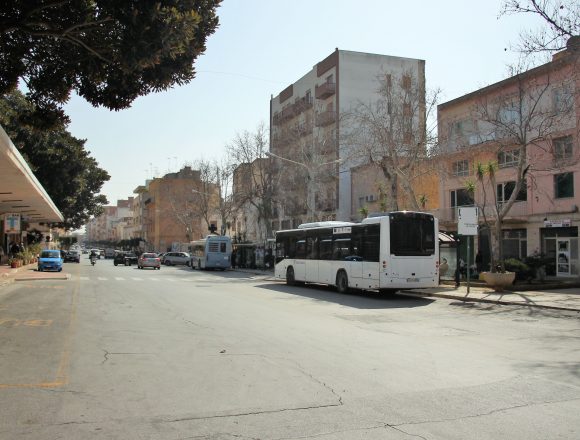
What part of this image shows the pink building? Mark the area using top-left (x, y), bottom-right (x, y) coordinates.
top-left (437, 37), bottom-right (579, 277)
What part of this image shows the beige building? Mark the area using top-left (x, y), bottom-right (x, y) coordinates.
top-left (145, 166), bottom-right (221, 252)
top-left (270, 48), bottom-right (425, 226)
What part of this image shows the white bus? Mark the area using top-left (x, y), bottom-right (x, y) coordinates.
top-left (190, 235), bottom-right (232, 270)
top-left (274, 212), bottom-right (439, 293)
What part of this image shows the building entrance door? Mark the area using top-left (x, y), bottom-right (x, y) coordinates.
top-left (556, 239), bottom-right (571, 277)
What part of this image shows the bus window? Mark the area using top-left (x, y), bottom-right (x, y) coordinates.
top-left (220, 242), bottom-right (226, 253)
top-left (333, 237), bottom-right (351, 260)
top-left (319, 236), bottom-right (332, 260)
top-left (296, 239), bottom-right (306, 259)
top-left (363, 224), bottom-right (380, 262)
top-left (390, 213), bottom-right (435, 256)
top-left (306, 235), bottom-right (318, 259)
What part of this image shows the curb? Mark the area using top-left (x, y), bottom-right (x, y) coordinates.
top-left (14, 273), bottom-right (70, 282)
top-left (399, 290), bottom-right (580, 313)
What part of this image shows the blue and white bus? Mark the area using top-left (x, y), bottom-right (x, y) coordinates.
top-left (190, 235), bottom-right (233, 270)
top-left (274, 211), bottom-right (439, 293)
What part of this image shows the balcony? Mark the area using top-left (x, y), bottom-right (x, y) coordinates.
top-left (431, 201), bottom-right (529, 224)
top-left (315, 82), bottom-right (336, 99)
top-left (293, 96), bottom-right (313, 114)
top-left (315, 110), bottom-right (336, 127)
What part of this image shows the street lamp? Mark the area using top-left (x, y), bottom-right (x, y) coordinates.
top-left (265, 151), bottom-right (342, 221)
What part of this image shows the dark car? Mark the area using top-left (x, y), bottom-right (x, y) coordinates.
top-left (64, 249), bottom-right (80, 263)
top-left (113, 251), bottom-right (138, 266)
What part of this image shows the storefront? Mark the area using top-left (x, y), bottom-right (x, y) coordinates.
top-left (540, 220), bottom-right (577, 277)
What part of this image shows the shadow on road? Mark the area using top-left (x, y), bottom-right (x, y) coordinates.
top-left (255, 282), bottom-right (435, 310)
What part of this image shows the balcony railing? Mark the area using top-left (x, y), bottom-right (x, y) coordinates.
top-left (293, 96), bottom-right (313, 114)
top-left (430, 201), bottom-right (529, 224)
top-left (315, 110), bottom-right (336, 127)
top-left (315, 82), bottom-right (336, 99)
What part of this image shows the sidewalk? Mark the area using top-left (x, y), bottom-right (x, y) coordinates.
top-left (0, 263), bottom-right (70, 287)
top-left (233, 267), bottom-right (580, 313)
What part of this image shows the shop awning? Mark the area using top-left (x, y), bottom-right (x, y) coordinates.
top-left (0, 124), bottom-right (63, 223)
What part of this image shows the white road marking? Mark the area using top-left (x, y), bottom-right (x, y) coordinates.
top-left (97, 277), bottom-right (108, 281)
top-left (115, 277), bottom-right (125, 281)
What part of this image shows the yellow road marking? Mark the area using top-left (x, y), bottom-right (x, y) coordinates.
top-left (0, 282), bottom-right (79, 389)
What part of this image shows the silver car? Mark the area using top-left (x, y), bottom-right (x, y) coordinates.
top-left (163, 252), bottom-right (190, 266)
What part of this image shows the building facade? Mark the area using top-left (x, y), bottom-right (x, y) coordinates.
top-left (145, 166), bottom-right (221, 252)
top-left (436, 38), bottom-right (579, 277)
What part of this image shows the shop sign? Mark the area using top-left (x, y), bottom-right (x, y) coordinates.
top-left (3, 213), bottom-right (21, 234)
top-left (544, 219), bottom-right (571, 228)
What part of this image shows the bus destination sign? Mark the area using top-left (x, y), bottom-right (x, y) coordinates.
top-left (333, 227), bottom-right (352, 235)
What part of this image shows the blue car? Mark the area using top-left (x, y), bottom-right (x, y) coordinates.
top-left (38, 250), bottom-right (63, 272)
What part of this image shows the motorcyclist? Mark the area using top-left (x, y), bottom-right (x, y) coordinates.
top-left (89, 249), bottom-right (98, 264)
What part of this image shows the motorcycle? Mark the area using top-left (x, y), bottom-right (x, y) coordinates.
top-left (90, 255), bottom-right (96, 266)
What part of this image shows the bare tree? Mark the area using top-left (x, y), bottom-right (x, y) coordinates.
top-left (501, 0), bottom-right (579, 62)
top-left (270, 105), bottom-right (340, 222)
top-left (192, 159), bottom-right (220, 234)
top-left (228, 123), bottom-right (277, 240)
top-left (342, 70), bottom-right (440, 212)
top-left (212, 156), bottom-right (236, 236)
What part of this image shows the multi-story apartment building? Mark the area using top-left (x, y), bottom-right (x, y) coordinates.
top-left (270, 49), bottom-right (425, 225)
top-left (145, 166), bottom-right (221, 252)
top-left (436, 37), bottom-right (579, 277)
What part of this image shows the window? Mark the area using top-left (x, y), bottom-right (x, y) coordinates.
top-left (553, 85), bottom-right (572, 113)
top-left (450, 188), bottom-right (474, 207)
top-left (497, 180), bottom-right (527, 203)
top-left (555, 172), bottom-right (574, 198)
top-left (362, 225), bottom-right (380, 262)
top-left (326, 74), bottom-right (334, 84)
top-left (502, 229), bottom-right (527, 260)
top-left (499, 106), bottom-right (519, 125)
top-left (498, 149), bottom-right (520, 168)
top-left (452, 160), bottom-right (469, 177)
top-left (554, 136), bottom-right (573, 161)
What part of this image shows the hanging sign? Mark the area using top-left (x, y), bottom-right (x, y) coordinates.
top-left (458, 207), bottom-right (478, 236)
top-left (3, 213), bottom-right (21, 234)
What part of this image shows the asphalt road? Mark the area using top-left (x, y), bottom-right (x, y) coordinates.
top-left (1, 257), bottom-right (579, 439)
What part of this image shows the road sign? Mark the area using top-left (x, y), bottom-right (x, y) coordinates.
top-left (458, 207), bottom-right (478, 235)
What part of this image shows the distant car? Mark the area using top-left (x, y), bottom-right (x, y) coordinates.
top-left (38, 250), bottom-right (63, 272)
top-left (113, 251), bottom-right (138, 266)
top-left (138, 253), bottom-right (161, 270)
top-left (99, 249), bottom-right (106, 258)
top-left (163, 252), bottom-right (191, 266)
top-left (64, 249), bottom-right (80, 263)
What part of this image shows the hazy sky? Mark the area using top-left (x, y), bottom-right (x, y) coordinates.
top-left (62, 0), bottom-right (543, 205)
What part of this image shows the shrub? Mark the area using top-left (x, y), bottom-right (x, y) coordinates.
top-left (503, 258), bottom-right (533, 281)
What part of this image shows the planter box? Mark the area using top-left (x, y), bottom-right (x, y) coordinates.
top-left (481, 271), bottom-right (516, 292)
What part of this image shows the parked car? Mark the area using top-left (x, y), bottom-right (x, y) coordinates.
top-left (38, 249), bottom-right (63, 272)
top-left (163, 252), bottom-right (190, 266)
top-left (64, 249), bottom-right (80, 263)
top-left (138, 253), bottom-right (161, 270)
top-left (113, 251), bottom-right (139, 266)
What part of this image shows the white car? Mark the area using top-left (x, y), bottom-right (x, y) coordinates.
top-left (163, 252), bottom-right (191, 266)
